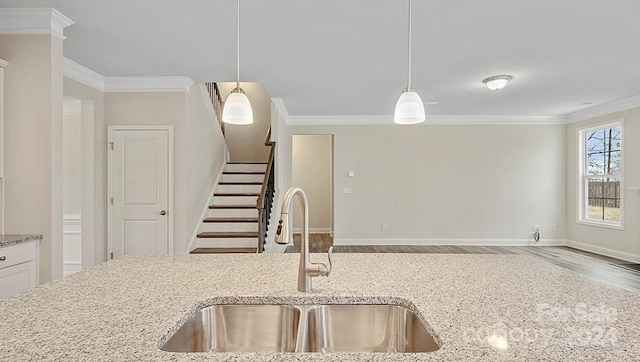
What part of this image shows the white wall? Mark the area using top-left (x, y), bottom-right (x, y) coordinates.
top-left (186, 84), bottom-right (227, 247)
top-left (0, 34), bottom-right (64, 283)
top-left (291, 135), bottom-right (333, 232)
top-left (566, 107), bottom-right (640, 261)
top-left (62, 99), bottom-right (83, 276)
top-left (63, 100), bottom-right (82, 214)
top-left (218, 82), bottom-right (271, 162)
top-left (285, 123), bottom-right (567, 245)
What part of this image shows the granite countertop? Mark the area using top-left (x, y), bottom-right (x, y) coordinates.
top-left (0, 234), bottom-right (42, 248)
top-left (0, 253), bottom-right (638, 361)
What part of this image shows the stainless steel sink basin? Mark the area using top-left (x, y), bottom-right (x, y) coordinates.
top-left (159, 302), bottom-right (439, 354)
top-left (160, 304), bottom-right (300, 352)
top-left (305, 304), bottom-right (439, 353)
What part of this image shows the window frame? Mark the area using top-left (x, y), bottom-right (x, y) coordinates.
top-left (577, 119), bottom-right (624, 230)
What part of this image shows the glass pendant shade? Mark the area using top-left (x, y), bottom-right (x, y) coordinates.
top-left (394, 91), bottom-right (425, 125)
top-left (222, 91), bottom-right (253, 125)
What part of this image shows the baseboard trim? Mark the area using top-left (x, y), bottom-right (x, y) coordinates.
top-left (333, 238), bottom-right (567, 247)
top-left (566, 239), bottom-right (640, 263)
top-left (292, 228), bottom-right (333, 234)
top-left (63, 261), bottom-right (82, 277)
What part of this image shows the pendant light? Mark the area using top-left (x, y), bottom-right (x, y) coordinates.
top-left (222, 0), bottom-right (253, 125)
top-left (394, 0), bottom-right (425, 125)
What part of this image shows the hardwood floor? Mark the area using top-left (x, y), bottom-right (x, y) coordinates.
top-left (285, 234), bottom-right (640, 293)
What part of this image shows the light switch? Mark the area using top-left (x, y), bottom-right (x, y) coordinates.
top-left (348, 171), bottom-right (355, 177)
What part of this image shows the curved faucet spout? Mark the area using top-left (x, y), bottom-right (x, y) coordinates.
top-left (275, 187), bottom-right (332, 292)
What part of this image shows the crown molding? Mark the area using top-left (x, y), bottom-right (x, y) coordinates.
top-left (271, 98), bottom-right (291, 119)
top-left (0, 59), bottom-right (8, 68)
top-left (286, 114), bottom-right (567, 126)
top-left (63, 58), bottom-right (194, 93)
top-left (0, 8), bottom-right (74, 40)
top-left (566, 94), bottom-right (640, 123)
top-left (104, 77), bottom-right (194, 92)
top-left (427, 115), bottom-right (567, 125)
top-left (63, 57), bottom-right (105, 91)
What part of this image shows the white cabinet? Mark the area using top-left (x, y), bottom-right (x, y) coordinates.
top-left (0, 241), bottom-right (38, 299)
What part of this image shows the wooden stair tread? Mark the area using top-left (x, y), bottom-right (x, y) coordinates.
top-left (227, 162), bottom-right (267, 165)
top-left (197, 231), bottom-right (259, 238)
top-left (223, 171), bottom-right (265, 175)
top-left (191, 248), bottom-right (256, 254)
top-left (203, 217), bottom-right (258, 223)
top-left (218, 182), bottom-right (263, 185)
top-left (214, 192), bottom-right (260, 197)
top-left (209, 204), bottom-right (256, 209)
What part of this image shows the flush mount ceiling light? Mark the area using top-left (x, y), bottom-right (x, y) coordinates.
top-left (483, 75), bottom-right (513, 91)
top-left (222, 0), bottom-right (253, 125)
top-left (393, 0), bottom-right (425, 125)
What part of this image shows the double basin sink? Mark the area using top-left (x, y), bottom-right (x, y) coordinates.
top-left (160, 303), bottom-right (440, 354)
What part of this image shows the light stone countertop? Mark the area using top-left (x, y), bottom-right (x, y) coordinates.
top-left (0, 234), bottom-right (42, 248)
top-left (0, 253), bottom-right (639, 361)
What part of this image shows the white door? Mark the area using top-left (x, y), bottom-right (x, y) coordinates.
top-left (108, 127), bottom-right (172, 257)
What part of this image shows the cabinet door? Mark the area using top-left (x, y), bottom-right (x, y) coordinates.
top-left (0, 261), bottom-right (36, 299)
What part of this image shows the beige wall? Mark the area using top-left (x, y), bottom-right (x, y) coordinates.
top-left (63, 77), bottom-right (104, 267)
top-left (218, 82), bottom-right (270, 162)
top-left (186, 84), bottom-right (227, 244)
top-left (291, 135), bottom-right (333, 232)
top-left (105, 92), bottom-right (189, 253)
top-left (0, 34), bottom-right (64, 283)
top-left (286, 124), bottom-right (567, 244)
top-left (566, 107), bottom-right (640, 261)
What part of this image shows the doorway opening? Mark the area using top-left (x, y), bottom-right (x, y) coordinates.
top-left (62, 98), bottom-right (82, 276)
top-left (289, 134), bottom-right (333, 252)
top-left (107, 126), bottom-right (173, 258)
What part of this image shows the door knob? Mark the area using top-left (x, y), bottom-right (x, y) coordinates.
top-left (160, 210), bottom-right (167, 216)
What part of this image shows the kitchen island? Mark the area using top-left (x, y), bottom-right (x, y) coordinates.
top-left (0, 253), bottom-right (638, 361)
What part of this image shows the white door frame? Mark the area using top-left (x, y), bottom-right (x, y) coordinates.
top-left (107, 125), bottom-right (174, 258)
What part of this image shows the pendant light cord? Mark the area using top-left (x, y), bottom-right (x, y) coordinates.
top-left (236, 0), bottom-right (240, 90)
top-left (407, 0), bottom-right (412, 91)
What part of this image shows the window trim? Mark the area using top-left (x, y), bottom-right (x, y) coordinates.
top-left (577, 119), bottom-right (624, 230)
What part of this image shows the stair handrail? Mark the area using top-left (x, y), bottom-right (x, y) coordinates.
top-left (256, 127), bottom-right (276, 253)
top-left (205, 82), bottom-right (226, 136)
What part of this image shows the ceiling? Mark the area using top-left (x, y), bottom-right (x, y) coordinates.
top-left (2, 0), bottom-right (640, 117)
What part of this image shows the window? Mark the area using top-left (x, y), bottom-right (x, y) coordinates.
top-left (579, 121), bottom-right (623, 227)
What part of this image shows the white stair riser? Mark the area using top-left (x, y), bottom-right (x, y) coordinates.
top-left (225, 163), bottom-right (267, 172)
top-left (222, 174), bottom-right (264, 183)
top-left (196, 238), bottom-right (258, 248)
top-left (213, 195), bottom-right (258, 205)
top-left (208, 208), bottom-right (258, 218)
top-left (216, 184), bottom-right (262, 193)
top-left (202, 222), bottom-right (258, 232)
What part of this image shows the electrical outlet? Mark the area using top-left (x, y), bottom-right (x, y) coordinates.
top-left (381, 223), bottom-right (387, 231)
top-left (343, 187), bottom-right (352, 194)
top-left (552, 224), bottom-right (557, 232)
top-left (348, 171), bottom-right (355, 177)
top-left (532, 224), bottom-right (540, 231)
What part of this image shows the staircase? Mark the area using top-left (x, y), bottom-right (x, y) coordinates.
top-left (192, 82), bottom-right (276, 254)
top-left (191, 162), bottom-right (267, 254)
